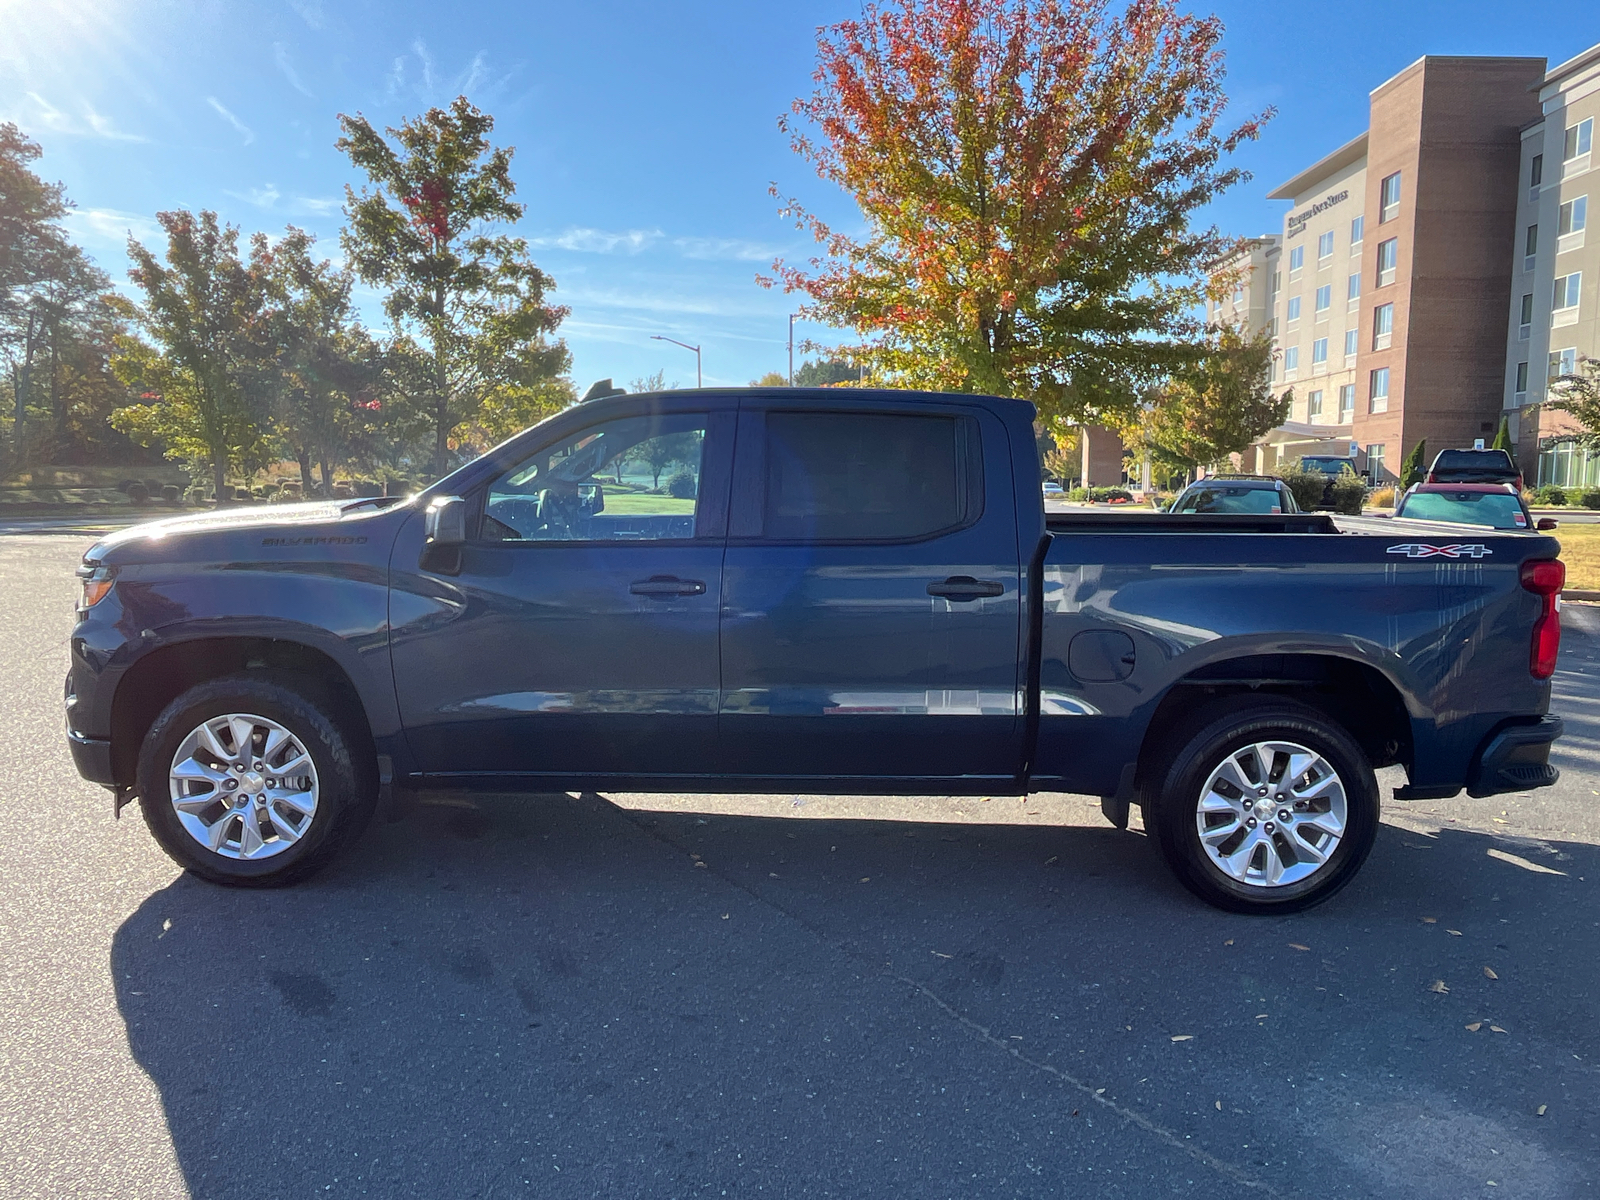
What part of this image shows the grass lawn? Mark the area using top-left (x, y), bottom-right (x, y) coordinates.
top-left (1553, 522), bottom-right (1600, 591)
top-left (600, 493), bottom-right (696, 515)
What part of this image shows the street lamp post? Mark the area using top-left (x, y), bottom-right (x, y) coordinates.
top-left (788, 313), bottom-right (797, 386)
top-left (650, 335), bottom-right (701, 388)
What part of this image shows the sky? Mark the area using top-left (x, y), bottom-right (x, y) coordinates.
top-left (2, 0), bottom-right (1597, 393)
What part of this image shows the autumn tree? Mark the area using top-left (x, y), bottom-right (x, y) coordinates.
top-left (337, 97), bottom-right (572, 475)
top-left (794, 355), bottom-right (860, 386)
top-left (1137, 327), bottom-right (1285, 473)
top-left (111, 211), bottom-right (273, 500)
top-left (1540, 357), bottom-right (1600, 450)
top-left (767, 0), bottom-right (1267, 426)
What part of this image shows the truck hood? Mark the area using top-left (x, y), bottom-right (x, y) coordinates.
top-left (85, 498), bottom-right (413, 564)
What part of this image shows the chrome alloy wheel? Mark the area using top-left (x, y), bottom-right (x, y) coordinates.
top-left (168, 713), bottom-right (319, 860)
top-left (1194, 739), bottom-right (1347, 889)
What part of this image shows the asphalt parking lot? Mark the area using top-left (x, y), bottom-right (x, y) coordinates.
top-left (2, 531), bottom-right (1598, 1199)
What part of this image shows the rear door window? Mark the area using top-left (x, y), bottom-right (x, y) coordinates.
top-left (756, 411), bottom-right (981, 541)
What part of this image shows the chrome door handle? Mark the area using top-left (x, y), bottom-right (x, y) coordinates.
top-left (927, 576), bottom-right (1004, 601)
top-left (630, 576), bottom-right (707, 597)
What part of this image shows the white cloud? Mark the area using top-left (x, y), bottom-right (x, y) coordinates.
top-left (533, 227), bottom-right (664, 255)
top-left (82, 104), bottom-right (146, 142)
top-left (288, 0), bottom-right (325, 30)
top-left (411, 38), bottom-right (436, 93)
top-left (384, 56), bottom-right (406, 99)
top-left (64, 207), bottom-right (163, 249)
top-left (17, 92), bottom-right (145, 142)
top-left (673, 236), bottom-right (783, 262)
top-left (207, 97), bottom-right (255, 145)
top-left (225, 185), bottom-right (282, 209)
top-left (293, 196), bottom-right (340, 216)
top-left (273, 43), bottom-right (314, 98)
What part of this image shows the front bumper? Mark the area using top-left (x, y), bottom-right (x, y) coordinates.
top-left (1466, 716), bottom-right (1563, 798)
top-left (68, 726), bottom-right (116, 787)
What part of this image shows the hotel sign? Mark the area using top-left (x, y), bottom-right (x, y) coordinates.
top-left (1287, 189), bottom-right (1350, 237)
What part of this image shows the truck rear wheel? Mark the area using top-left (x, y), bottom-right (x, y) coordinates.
top-left (136, 674), bottom-right (374, 887)
top-left (1147, 700), bottom-right (1379, 913)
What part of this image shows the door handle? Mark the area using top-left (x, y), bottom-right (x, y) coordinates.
top-left (927, 576), bottom-right (1004, 601)
top-left (630, 576), bottom-right (707, 597)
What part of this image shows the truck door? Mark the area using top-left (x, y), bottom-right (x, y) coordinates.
top-left (390, 400), bottom-right (733, 782)
top-left (718, 401), bottom-right (1023, 787)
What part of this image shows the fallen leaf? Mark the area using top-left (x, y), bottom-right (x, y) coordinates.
top-left (1094, 1088), bottom-right (1105, 1095)
top-left (1171, 1034), bottom-right (1194, 1042)
top-left (694, 861), bottom-right (707, 869)
top-left (1491, 1025), bottom-right (1508, 1033)
top-left (1255, 1013), bottom-right (1269, 1019)
top-left (859, 876), bottom-right (871, 883)
top-left (1289, 943), bottom-right (1310, 951)
top-left (1044, 856), bottom-right (1059, 866)
top-left (1465, 1022), bottom-right (1483, 1032)
top-left (721, 913), bottom-right (730, 920)
top-left (1071, 1109), bottom-right (1079, 1117)
top-left (1429, 980), bottom-right (1450, 994)
top-left (932, 951), bottom-right (953, 959)
top-left (1422, 917), bottom-right (1438, 924)
top-left (1536, 1105), bottom-right (1547, 1117)
top-left (1224, 939), bottom-right (1234, 946)
top-left (1448, 929), bottom-right (1463, 936)
top-left (768, 872), bottom-right (780, 878)
top-left (1492, 817), bottom-right (1510, 825)
top-left (1484, 966), bottom-right (1499, 980)
top-left (1215, 1100), bottom-right (1222, 1110)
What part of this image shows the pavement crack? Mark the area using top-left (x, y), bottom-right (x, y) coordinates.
top-left (612, 804), bottom-right (1287, 1199)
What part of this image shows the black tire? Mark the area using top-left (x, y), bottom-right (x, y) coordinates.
top-left (137, 673), bottom-right (375, 887)
top-left (1146, 699), bottom-right (1379, 914)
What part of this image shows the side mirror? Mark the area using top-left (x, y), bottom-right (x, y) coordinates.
top-left (421, 495), bottom-right (466, 575)
top-left (1537, 517), bottom-right (1559, 531)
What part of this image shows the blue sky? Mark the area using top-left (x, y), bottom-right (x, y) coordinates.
top-left (2, 0), bottom-right (1596, 392)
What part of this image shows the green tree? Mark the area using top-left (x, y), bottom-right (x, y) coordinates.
top-left (1491, 414), bottom-right (1514, 457)
top-left (1138, 328), bottom-right (1286, 472)
top-left (1399, 437), bottom-right (1427, 489)
top-left (765, 0), bottom-right (1269, 426)
top-left (794, 355), bottom-right (860, 387)
top-left (110, 211), bottom-right (273, 501)
top-left (337, 96), bottom-right (572, 475)
top-left (749, 371), bottom-right (787, 386)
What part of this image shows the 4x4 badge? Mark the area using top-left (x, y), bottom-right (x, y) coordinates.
top-left (1386, 543), bottom-right (1493, 559)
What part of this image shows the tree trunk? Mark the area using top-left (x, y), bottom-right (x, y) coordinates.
top-left (297, 447), bottom-right (315, 496)
top-left (213, 456), bottom-right (228, 506)
top-left (48, 319), bottom-right (61, 463)
top-left (319, 456), bottom-right (333, 495)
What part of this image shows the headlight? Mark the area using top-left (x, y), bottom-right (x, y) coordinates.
top-left (77, 561), bottom-right (114, 612)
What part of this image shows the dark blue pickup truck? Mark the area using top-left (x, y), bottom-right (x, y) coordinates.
top-left (66, 389), bottom-right (1565, 911)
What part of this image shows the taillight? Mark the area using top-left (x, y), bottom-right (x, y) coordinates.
top-left (1521, 559), bottom-right (1565, 679)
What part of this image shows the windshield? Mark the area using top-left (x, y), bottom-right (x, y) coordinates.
top-left (1301, 458), bottom-right (1352, 476)
top-left (1172, 486), bottom-right (1287, 514)
top-left (1398, 490), bottom-right (1527, 529)
top-left (1429, 450), bottom-right (1517, 481)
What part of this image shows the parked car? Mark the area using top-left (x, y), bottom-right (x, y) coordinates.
top-left (67, 389), bottom-right (1563, 913)
top-left (1169, 475), bottom-right (1300, 515)
top-left (1041, 481), bottom-right (1064, 496)
top-left (1297, 455), bottom-right (1360, 509)
top-left (1425, 448), bottom-right (1522, 490)
top-left (1394, 483), bottom-right (1556, 531)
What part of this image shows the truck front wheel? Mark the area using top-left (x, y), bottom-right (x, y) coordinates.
top-left (1147, 700), bottom-right (1379, 913)
top-left (136, 674), bottom-right (374, 887)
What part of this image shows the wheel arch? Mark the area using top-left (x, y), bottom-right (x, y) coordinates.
top-left (109, 636), bottom-right (376, 787)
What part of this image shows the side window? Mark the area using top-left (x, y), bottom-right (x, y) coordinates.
top-left (759, 411), bottom-right (979, 541)
top-left (483, 413), bottom-right (707, 542)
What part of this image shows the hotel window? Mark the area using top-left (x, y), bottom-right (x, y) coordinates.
top-left (1373, 302), bottom-right (1394, 351)
top-left (1308, 389), bottom-right (1324, 418)
top-left (1344, 328), bottom-right (1358, 359)
top-left (1289, 245), bottom-right (1304, 275)
top-left (1270, 270), bottom-right (1281, 296)
top-left (1287, 295), bottom-right (1302, 322)
top-left (1532, 154), bottom-right (1543, 188)
top-left (1369, 366), bottom-right (1390, 413)
top-left (1564, 117), bottom-right (1593, 162)
top-left (1284, 346), bottom-right (1300, 375)
top-left (1376, 238), bottom-right (1397, 287)
top-left (1347, 273), bottom-right (1361, 304)
top-left (1379, 172), bottom-right (1402, 223)
top-left (1338, 384), bottom-right (1355, 421)
top-left (1515, 361), bottom-right (1529, 401)
top-left (1315, 284), bottom-right (1331, 314)
top-left (1524, 224), bottom-right (1538, 272)
top-left (1550, 347), bottom-right (1577, 381)
top-left (1312, 337), bottom-right (1329, 366)
top-left (1554, 272), bottom-right (1582, 312)
top-left (1520, 292), bottom-right (1534, 340)
top-left (1318, 231), bottom-right (1335, 261)
top-left (1350, 215), bottom-right (1364, 246)
top-left (1558, 196), bottom-right (1588, 237)
top-left (1233, 285), bottom-right (1244, 304)
top-left (1368, 444), bottom-right (1387, 480)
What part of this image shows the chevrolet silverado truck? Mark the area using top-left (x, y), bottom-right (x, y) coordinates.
top-left (66, 389), bottom-right (1566, 912)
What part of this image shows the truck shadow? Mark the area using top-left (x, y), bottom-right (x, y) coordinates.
top-left (112, 793), bottom-right (1600, 1199)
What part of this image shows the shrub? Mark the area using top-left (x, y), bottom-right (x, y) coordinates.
top-left (1275, 463), bottom-right (1328, 512)
top-left (1086, 486), bottom-right (1132, 503)
top-left (1533, 485), bottom-right (1569, 506)
top-left (1066, 486), bottom-right (1089, 502)
top-left (126, 481), bottom-right (149, 504)
top-left (1368, 486), bottom-right (1396, 508)
top-left (666, 470), bottom-right (697, 500)
top-left (1582, 489), bottom-right (1600, 510)
top-left (1329, 474), bottom-right (1366, 515)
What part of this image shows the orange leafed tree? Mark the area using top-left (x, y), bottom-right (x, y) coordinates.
top-left (766, 0), bottom-right (1269, 427)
